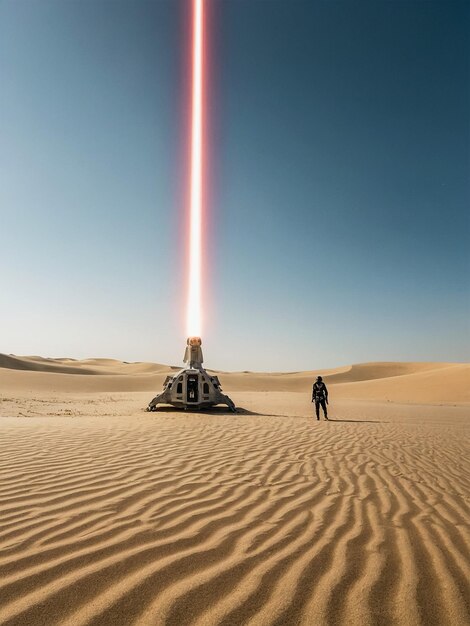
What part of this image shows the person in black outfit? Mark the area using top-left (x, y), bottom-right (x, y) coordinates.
top-left (312, 376), bottom-right (328, 420)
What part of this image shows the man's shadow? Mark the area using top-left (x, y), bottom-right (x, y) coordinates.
top-left (238, 410), bottom-right (387, 422)
top-left (326, 418), bottom-right (386, 423)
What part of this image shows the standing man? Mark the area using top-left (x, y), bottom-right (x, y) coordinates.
top-left (312, 376), bottom-right (329, 420)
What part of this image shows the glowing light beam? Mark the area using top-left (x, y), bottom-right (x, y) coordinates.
top-left (186, 0), bottom-right (204, 337)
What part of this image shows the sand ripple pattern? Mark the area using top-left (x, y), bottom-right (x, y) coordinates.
top-left (0, 414), bottom-right (469, 626)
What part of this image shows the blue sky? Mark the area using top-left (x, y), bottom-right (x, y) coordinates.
top-left (1, 0), bottom-right (469, 371)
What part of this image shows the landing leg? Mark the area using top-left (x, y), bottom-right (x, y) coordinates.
top-left (147, 395), bottom-right (163, 412)
top-left (222, 395), bottom-right (237, 413)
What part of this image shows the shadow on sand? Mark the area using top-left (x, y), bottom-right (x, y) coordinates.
top-left (146, 407), bottom-right (295, 417)
top-left (147, 406), bottom-right (238, 416)
top-left (146, 407), bottom-right (388, 423)
top-left (237, 411), bottom-right (389, 422)
top-left (326, 418), bottom-right (387, 423)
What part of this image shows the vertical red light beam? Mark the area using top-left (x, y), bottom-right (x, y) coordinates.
top-left (187, 0), bottom-right (204, 337)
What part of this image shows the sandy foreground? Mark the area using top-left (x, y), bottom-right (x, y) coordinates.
top-left (0, 356), bottom-right (469, 626)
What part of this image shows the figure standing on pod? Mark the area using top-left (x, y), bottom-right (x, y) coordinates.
top-left (312, 376), bottom-right (329, 421)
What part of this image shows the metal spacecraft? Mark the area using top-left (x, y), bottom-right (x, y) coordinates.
top-left (147, 337), bottom-right (236, 412)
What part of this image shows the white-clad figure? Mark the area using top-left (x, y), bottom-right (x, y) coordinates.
top-left (184, 336), bottom-right (204, 369)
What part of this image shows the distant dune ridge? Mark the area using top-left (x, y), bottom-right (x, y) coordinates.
top-left (0, 353), bottom-right (469, 402)
top-left (0, 355), bottom-right (469, 625)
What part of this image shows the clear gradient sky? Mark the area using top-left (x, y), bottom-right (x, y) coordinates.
top-left (1, 0), bottom-right (469, 371)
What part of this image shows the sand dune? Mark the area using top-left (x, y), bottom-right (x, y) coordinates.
top-left (0, 354), bottom-right (468, 402)
top-left (332, 362), bottom-right (470, 404)
top-left (0, 354), bottom-right (166, 376)
top-left (0, 357), bottom-right (469, 625)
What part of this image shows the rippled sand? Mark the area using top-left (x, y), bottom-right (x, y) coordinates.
top-left (0, 357), bottom-right (469, 625)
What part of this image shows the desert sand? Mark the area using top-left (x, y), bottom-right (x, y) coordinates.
top-left (0, 355), bottom-right (469, 625)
